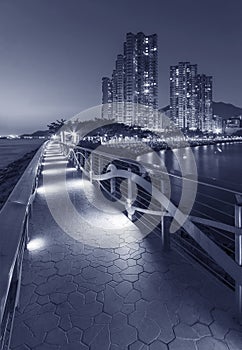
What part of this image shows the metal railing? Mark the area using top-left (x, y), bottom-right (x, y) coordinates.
top-left (61, 142), bottom-right (242, 322)
top-left (0, 142), bottom-right (46, 350)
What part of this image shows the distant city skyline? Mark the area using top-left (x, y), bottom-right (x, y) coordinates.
top-left (0, 0), bottom-right (241, 134)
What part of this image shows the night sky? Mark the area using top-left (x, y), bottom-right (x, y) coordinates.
top-left (0, 0), bottom-right (241, 135)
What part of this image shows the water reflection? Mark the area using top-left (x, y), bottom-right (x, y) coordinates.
top-left (138, 143), bottom-right (242, 186)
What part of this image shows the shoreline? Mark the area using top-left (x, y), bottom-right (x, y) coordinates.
top-left (1, 139), bottom-right (241, 210)
top-left (0, 149), bottom-right (39, 210)
top-left (149, 137), bottom-right (242, 152)
top-left (91, 137), bottom-right (242, 156)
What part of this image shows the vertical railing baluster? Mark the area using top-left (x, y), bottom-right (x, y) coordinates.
top-left (84, 150), bottom-right (88, 172)
top-left (89, 153), bottom-right (93, 183)
top-left (81, 152), bottom-right (84, 169)
top-left (126, 168), bottom-right (134, 221)
top-left (127, 167), bottom-right (132, 200)
top-left (160, 175), bottom-right (170, 250)
top-left (60, 131), bottom-right (64, 144)
top-left (235, 194), bottom-right (242, 323)
top-left (160, 215), bottom-right (171, 251)
top-left (110, 177), bottom-right (116, 195)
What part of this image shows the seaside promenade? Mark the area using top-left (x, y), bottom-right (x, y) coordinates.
top-left (10, 142), bottom-right (242, 349)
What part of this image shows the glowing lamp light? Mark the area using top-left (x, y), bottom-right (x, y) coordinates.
top-left (41, 167), bottom-right (77, 176)
top-left (42, 160), bottom-right (68, 166)
top-left (27, 238), bottom-right (45, 251)
top-left (44, 156), bottom-right (66, 161)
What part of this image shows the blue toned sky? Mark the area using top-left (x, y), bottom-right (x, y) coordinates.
top-left (0, 0), bottom-right (241, 134)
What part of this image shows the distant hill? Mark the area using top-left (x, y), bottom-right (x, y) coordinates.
top-left (21, 130), bottom-right (49, 138)
top-left (213, 102), bottom-right (242, 119)
top-left (160, 102), bottom-right (242, 119)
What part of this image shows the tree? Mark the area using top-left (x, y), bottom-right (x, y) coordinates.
top-left (47, 119), bottom-right (66, 134)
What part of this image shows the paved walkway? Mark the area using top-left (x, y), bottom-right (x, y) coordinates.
top-left (10, 143), bottom-right (242, 349)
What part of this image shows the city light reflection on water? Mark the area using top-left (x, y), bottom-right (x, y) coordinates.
top-left (138, 143), bottom-right (242, 185)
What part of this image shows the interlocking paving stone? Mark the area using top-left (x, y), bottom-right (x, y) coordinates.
top-left (226, 330), bottom-right (242, 350)
top-left (210, 309), bottom-right (241, 340)
top-left (110, 313), bottom-right (137, 347)
top-left (24, 312), bottom-right (59, 339)
top-left (136, 317), bottom-right (160, 344)
top-left (45, 328), bottom-right (68, 345)
top-left (174, 323), bottom-right (199, 340)
top-left (66, 327), bottom-right (83, 342)
top-left (61, 342), bottom-right (88, 350)
top-left (115, 280), bottom-right (133, 297)
top-left (196, 336), bottom-right (230, 350)
top-left (150, 340), bottom-right (168, 349)
top-left (103, 285), bottom-right (123, 314)
top-left (35, 345), bottom-right (60, 350)
top-left (59, 315), bottom-right (72, 332)
top-left (192, 323), bottom-right (211, 337)
top-left (10, 145), bottom-right (242, 349)
top-left (169, 338), bottom-right (197, 350)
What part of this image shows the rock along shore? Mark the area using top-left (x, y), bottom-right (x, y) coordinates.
top-left (0, 149), bottom-right (39, 210)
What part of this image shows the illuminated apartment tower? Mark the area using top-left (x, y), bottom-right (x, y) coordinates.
top-left (101, 77), bottom-right (113, 119)
top-left (196, 74), bottom-right (213, 132)
top-left (124, 32), bottom-right (158, 128)
top-left (102, 32), bottom-right (158, 129)
top-left (170, 62), bottom-right (198, 129)
top-left (112, 54), bottom-right (124, 123)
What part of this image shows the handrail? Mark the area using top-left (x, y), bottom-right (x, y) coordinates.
top-left (69, 144), bottom-right (239, 234)
top-left (64, 142), bottom-right (242, 196)
top-left (61, 142), bottom-right (149, 174)
top-left (190, 215), bottom-right (241, 235)
top-left (96, 169), bottom-right (242, 282)
top-left (64, 142), bottom-right (242, 322)
top-left (0, 142), bottom-right (47, 349)
top-left (139, 161), bottom-right (242, 196)
top-left (68, 144), bottom-right (239, 233)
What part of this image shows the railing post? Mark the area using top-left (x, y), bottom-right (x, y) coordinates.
top-left (128, 168), bottom-right (132, 199)
top-left (84, 151), bottom-right (88, 172)
top-left (98, 155), bottom-right (102, 175)
top-left (60, 131), bottom-right (64, 144)
top-left (235, 194), bottom-right (242, 324)
top-left (126, 168), bottom-right (135, 221)
top-left (89, 153), bottom-right (93, 183)
top-left (97, 155), bottom-right (101, 189)
top-left (161, 177), bottom-right (170, 251)
top-left (161, 214), bottom-right (171, 251)
top-left (81, 152), bottom-right (84, 168)
top-left (76, 152), bottom-right (81, 170)
top-left (110, 177), bottom-right (116, 195)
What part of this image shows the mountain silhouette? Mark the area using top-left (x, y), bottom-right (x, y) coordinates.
top-left (160, 102), bottom-right (242, 119)
top-left (213, 102), bottom-right (242, 119)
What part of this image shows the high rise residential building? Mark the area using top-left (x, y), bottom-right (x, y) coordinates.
top-left (170, 62), bottom-right (198, 130)
top-left (112, 54), bottom-right (124, 123)
top-left (196, 74), bottom-right (213, 132)
top-left (170, 62), bottom-right (213, 131)
top-left (101, 77), bottom-right (112, 120)
top-left (102, 32), bottom-right (158, 129)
